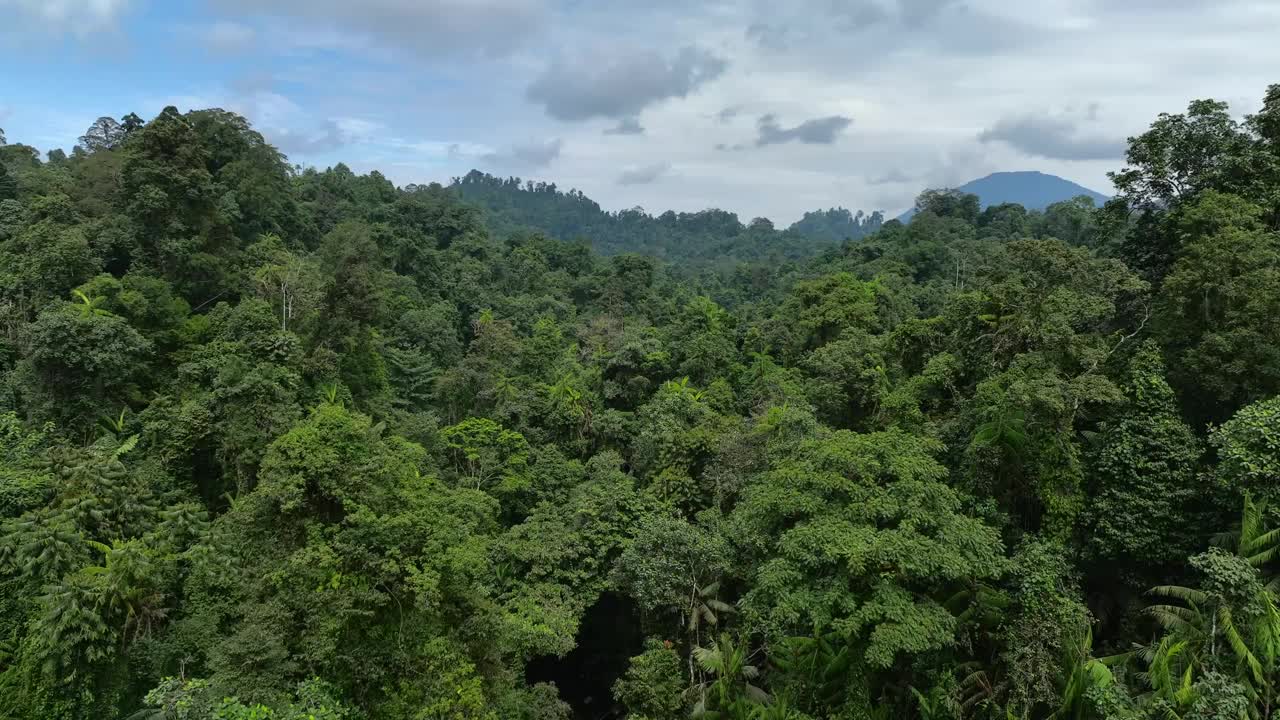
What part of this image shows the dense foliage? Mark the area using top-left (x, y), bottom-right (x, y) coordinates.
top-left (1, 84), bottom-right (1279, 720)
top-left (451, 170), bottom-right (883, 266)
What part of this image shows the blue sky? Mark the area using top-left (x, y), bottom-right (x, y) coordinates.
top-left (2, 0), bottom-right (1279, 222)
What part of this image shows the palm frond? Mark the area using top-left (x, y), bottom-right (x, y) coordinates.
top-left (693, 645), bottom-right (723, 673)
top-left (705, 599), bottom-right (736, 614)
top-left (744, 683), bottom-right (770, 704)
top-left (1219, 606), bottom-right (1264, 684)
top-left (1148, 585), bottom-right (1209, 604)
top-left (1147, 604), bottom-right (1204, 632)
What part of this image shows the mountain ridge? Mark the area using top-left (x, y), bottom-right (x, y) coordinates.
top-left (449, 170), bottom-right (883, 265)
top-left (449, 169), bottom-right (1110, 262)
top-left (895, 170), bottom-right (1110, 222)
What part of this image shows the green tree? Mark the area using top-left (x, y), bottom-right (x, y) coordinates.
top-left (78, 117), bottom-right (124, 154)
top-left (23, 300), bottom-right (152, 425)
top-left (615, 514), bottom-right (732, 688)
top-left (0, 158), bottom-right (15, 201)
top-left (439, 417), bottom-right (533, 518)
top-left (1213, 396), bottom-right (1280, 504)
top-left (915, 189), bottom-right (981, 225)
top-left (1085, 342), bottom-right (1204, 574)
top-left (731, 419), bottom-right (1004, 677)
top-left (121, 106), bottom-right (216, 291)
top-left (1000, 539), bottom-right (1091, 717)
top-left (614, 638), bottom-right (688, 720)
top-left (1156, 192), bottom-right (1280, 416)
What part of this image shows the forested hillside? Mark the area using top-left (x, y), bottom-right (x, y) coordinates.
top-left (1, 85), bottom-right (1279, 720)
top-left (451, 171), bottom-right (883, 263)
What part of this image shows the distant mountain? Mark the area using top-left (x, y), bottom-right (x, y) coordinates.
top-left (450, 170), bottom-right (879, 266)
top-left (896, 171), bottom-right (1110, 222)
top-left (453, 169), bottom-right (1102, 264)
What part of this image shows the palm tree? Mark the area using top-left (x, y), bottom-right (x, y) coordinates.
top-left (691, 632), bottom-right (770, 720)
top-left (83, 540), bottom-right (168, 645)
top-left (972, 405), bottom-right (1028, 456)
top-left (1146, 580), bottom-right (1280, 718)
top-left (910, 683), bottom-right (959, 720)
top-left (320, 382), bottom-right (343, 407)
top-left (98, 408), bottom-right (128, 438)
top-left (1213, 493), bottom-right (1280, 588)
top-left (956, 664), bottom-right (1009, 719)
top-left (772, 627), bottom-right (853, 712)
top-left (1, 510), bottom-right (83, 582)
top-left (666, 376), bottom-right (705, 402)
top-left (684, 581), bottom-right (736, 706)
top-left (547, 373), bottom-right (592, 440)
top-left (1142, 495), bottom-right (1280, 717)
top-left (749, 696), bottom-right (806, 720)
top-left (71, 289), bottom-right (113, 318)
top-left (946, 581), bottom-right (1011, 716)
top-left (1136, 636), bottom-right (1197, 714)
top-left (1047, 628), bottom-right (1128, 720)
top-left (687, 581), bottom-right (735, 637)
top-left (36, 575), bottom-right (111, 677)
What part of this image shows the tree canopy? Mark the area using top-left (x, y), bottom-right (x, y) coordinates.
top-left (2, 88), bottom-right (1280, 720)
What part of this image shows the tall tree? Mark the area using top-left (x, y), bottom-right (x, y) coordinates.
top-left (1085, 341), bottom-right (1204, 576)
top-left (77, 116), bottom-right (124, 153)
top-left (731, 417), bottom-right (1004, 703)
top-left (0, 158), bottom-right (14, 201)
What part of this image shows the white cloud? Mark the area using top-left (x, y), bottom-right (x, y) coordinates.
top-left (515, 0), bottom-right (1280, 221)
top-left (755, 114), bottom-right (853, 146)
top-left (979, 107), bottom-right (1126, 161)
top-left (209, 0), bottom-right (546, 58)
top-left (20, 0), bottom-right (1280, 225)
top-left (481, 138), bottom-right (563, 170)
top-left (0, 0), bottom-right (132, 36)
top-left (406, 141), bottom-right (495, 159)
top-left (526, 45), bottom-right (727, 122)
top-left (204, 20), bottom-right (255, 53)
top-left (618, 162), bottom-right (671, 186)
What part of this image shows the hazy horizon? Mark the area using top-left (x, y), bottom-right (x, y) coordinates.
top-left (2, 0), bottom-right (1278, 223)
